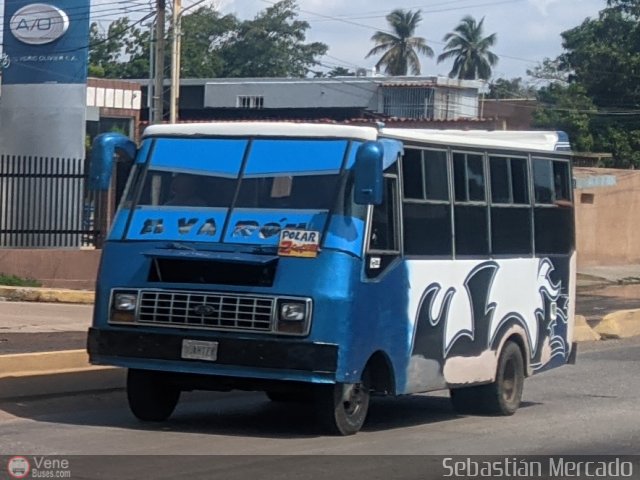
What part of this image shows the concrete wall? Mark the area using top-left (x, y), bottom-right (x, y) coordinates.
top-left (480, 99), bottom-right (536, 129)
top-left (574, 167), bottom-right (640, 267)
top-left (204, 79), bottom-right (379, 110)
top-left (0, 249), bottom-right (101, 290)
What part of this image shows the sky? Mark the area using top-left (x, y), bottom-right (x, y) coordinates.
top-left (216, 0), bottom-right (606, 82)
top-left (0, 0), bottom-right (606, 82)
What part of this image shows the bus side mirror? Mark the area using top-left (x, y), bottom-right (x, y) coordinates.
top-left (354, 141), bottom-right (384, 205)
top-left (88, 133), bottom-right (137, 191)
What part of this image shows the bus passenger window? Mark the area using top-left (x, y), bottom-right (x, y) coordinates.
top-left (533, 159), bottom-right (554, 204)
top-left (402, 149), bottom-right (423, 199)
top-left (490, 157), bottom-right (511, 204)
top-left (467, 155), bottom-right (485, 201)
top-left (453, 152), bottom-right (486, 203)
top-left (490, 156), bottom-right (529, 205)
top-left (424, 150), bottom-right (449, 201)
top-left (553, 161), bottom-right (572, 205)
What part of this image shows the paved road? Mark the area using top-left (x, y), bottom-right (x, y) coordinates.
top-left (0, 302), bottom-right (92, 353)
top-left (0, 337), bottom-right (637, 478)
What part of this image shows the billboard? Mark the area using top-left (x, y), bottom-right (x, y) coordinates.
top-left (2, 0), bottom-right (90, 84)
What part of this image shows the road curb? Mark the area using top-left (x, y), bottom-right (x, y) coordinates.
top-left (0, 286), bottom-right (94, 304)
top-left (573, 315), bottom-right (601, 342)
top-left (0, 350), bottom-right (123, 400)
top-left (0, 350), bottom-right (90, 374)
top-left (594, 309), bottom-right (640, 339)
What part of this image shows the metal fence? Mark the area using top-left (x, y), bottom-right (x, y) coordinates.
top-left (0, 155), bottom-right (101, 248)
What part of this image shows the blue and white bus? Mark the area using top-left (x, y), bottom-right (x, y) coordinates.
top-left (88, 122), bottom-right (576, 435)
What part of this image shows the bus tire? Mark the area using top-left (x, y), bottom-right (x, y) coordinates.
top-left (315, 378), bottom-right (370, 436)
top-left (127, 369), bottom-right (180, 422)
top-left (479, 341), bottom-right (525, 415)
top-left (449, 341), bottom-right (524, 416)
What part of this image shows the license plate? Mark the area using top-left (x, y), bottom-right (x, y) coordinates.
top-left (181, 339), bottom-right (218, 362)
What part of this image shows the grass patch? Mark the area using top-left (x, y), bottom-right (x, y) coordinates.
top-left (0, 273), bottom-right (41, 287)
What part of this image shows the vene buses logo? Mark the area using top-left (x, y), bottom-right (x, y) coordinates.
top-left (10, 3), bottom-right (70, 45)
top-left (7, 456), bottom-right (30, 479)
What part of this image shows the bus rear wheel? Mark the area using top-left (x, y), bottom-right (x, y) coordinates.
top-left (127, 369), bottom-right (181, 422)
top-left (450, 341), bottom-right (524, 416)
top-left (315, 380), bottom-right (370, 436)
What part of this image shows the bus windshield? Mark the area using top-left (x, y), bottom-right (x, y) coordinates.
top-left (135, 170), bottom-right (344, 211)
top-left (120, 136), bottom-right (366, 249)
top-left (131, 137), bottom-right (349, 211)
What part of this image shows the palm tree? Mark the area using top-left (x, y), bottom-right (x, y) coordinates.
top-left (437, 16), bottom-right (498, 80)
top-left (365, 9), bottom-right (434, 76)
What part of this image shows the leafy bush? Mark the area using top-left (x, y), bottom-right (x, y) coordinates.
top-left (0, 273), bottom-right (42, 287)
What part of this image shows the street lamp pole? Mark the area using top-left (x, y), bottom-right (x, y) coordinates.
top-left (169, 0), bottom-right (182, 123)
top-left (152, 0), bottom-right (166, 124)
top-left (169, 0), bottom-right (205, 123)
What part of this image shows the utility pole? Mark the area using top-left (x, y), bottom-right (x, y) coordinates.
top-left (169, 0), bottom-right (182, 123)
top-left (152, 0), bottom-right (166, 124)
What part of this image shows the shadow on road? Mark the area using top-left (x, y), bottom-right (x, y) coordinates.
top-left (0, 389), bottom-right (540, 439)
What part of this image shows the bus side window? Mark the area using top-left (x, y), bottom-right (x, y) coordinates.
top-left (369, 178), bottom-right (398, 251)
top-left (401, 148), bottom-right (452, 257)
top-left (453, 152), bottom-right (489, 257)
top-left (533, 159), bottom-right (554, 204)
top-left (533, 158), bottom-right (574, 254)
top-left (366, 176), bottom-right (400, 278)
top-left (489, 156), bottom-right (532, 256)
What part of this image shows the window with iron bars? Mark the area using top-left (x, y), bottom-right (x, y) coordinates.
top-left (236, 96), bottom-right (265, 109)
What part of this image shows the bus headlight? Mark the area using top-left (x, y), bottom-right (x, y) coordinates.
top-left (114, 293), bottom-right (138, 311)
top-left (276, 299), bottom-right (311, 335)
top-left (110, 291), bottom-right (138, 324)
top-left (280, 302), bottom-right (306, 321)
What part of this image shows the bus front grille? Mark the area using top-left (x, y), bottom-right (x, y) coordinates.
top-left (137, 290), bottom-right (275, 332)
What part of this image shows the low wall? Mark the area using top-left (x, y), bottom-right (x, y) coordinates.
top-left (0, 249), bottom-right (101, 290)
top-left (575, 167), bottom-right (640, 267)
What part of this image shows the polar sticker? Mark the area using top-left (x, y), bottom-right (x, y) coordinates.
top-left (278, 229), bottom-right (320, 258)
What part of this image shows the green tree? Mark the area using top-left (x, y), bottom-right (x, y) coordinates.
top-left (179, 6), bottom-right (238, 78)
top-left (365, 9), bottom-right (433, 76)
top-left (531, 0), bottom-right (640, 165)
top-left (88, 17), bottom-right (151, 79)
top-left (327, 67), bottom-right (355, 77)
top-left (532, 83), bottom-right (596, 152)
top-left (526, 58), bottom-right (569, 85)
top-left (487, 78), bottom-right (536, 99)
top-left (88, 19), bottom-right (131, 78)
top-left (88, 1), bottom-right (326, 79)
top-left (220, 0), bottom-right (328, 77)
top-left (560, 8), bottom-right (640, 112)
top-left (437, 15), bottom-right (498, 80)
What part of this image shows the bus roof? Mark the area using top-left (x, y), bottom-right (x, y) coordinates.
top-left (381, 128), bottom-right (570, 153)
top-left (142, 122), bottom-right (570, 153)
top-left (142, 122), bottom-right (379, 142)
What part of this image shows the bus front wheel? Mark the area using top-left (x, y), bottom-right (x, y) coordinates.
top-left (315, 380), bottom-right (370, 436)
top-left (450, 341), bottom-right (524, 416)
top-left (127, 369), bottom-right (181, 422)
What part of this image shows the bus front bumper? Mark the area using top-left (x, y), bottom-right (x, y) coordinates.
top-left (87, 327), bottom-right (338, 380)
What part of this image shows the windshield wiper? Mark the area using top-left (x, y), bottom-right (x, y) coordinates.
top-left (166, 241), bottom-right (196, 251)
